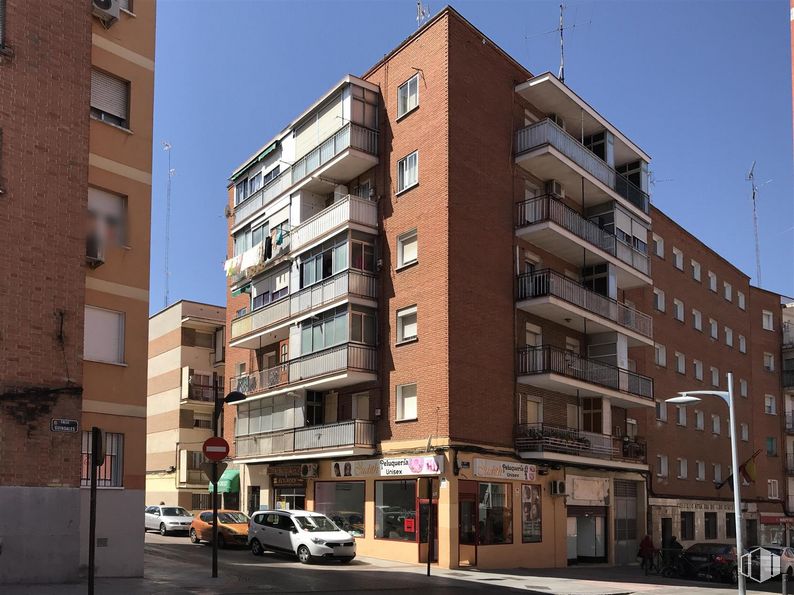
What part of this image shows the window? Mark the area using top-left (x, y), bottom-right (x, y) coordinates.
top-left (680, 511), bottom-right (695, 540)
top-left (653, 234), bottom-right (664, 258)
top-left (478, 483), bottom-right (513, 544)
top-left (672, 247), bottom-right (683, 270)
top-left (653, 288), bottom-right (665, 312)
top-left (397, 230), bottom-right (417, 268)
top-left (710, 366), bottom-right (719, 387)
top-left (693, 359), bottom-right (703, 381)
top-left (673, 298), bottom-right (684, 321)
top-left (769, 479), bottom-right (780, 499)
top-left (726, 513), bottom-right (736, 538)
top-left (300, 306), bottom-right (347, 354)
top-left (712, 414), bottom-right (721, 435)
top-left (656, 401), bottom-right (668, 422)
top-left (764, 352), bottom-right (775, 372)
top-left (736, 335), bottom-right (746, 353)
top-left (299, 237), bottom-right (348, 287)
top-left (762, 310), bottom-right (774, 331)
top-left (397, 73), bottom-right (419, 118)
top-left (708, 270), bottom-right (717, 292)
top-left (765, 395), bottom-right (777, 415)
top-left (350, 310), bottom-right (376, 345)
top-left (677, 458), bottom-right (688, 479)
top-left (696, 461), bottom-right (705, 482)
top-left (738, 291), bottom-right (746, 310)
top-left (396, 383), bottom-right (417, 421)
top-left (724, 282), bottom-right (732, 302)
top-left (740, 378), bottom-right (748, 397)
top-left (692, 309), bottom-right (702, 331)
top-left (714, 464), bottom-right (723, 483)
top-left (90, 69), bottom-right (130, 129)
top-left (654, 344), bottom-right (667, 367)
top-left (704, 512), bottom-right (717, 538)
top-left (396, 306), bottom-right (417, 343)
top-left (397, 151), bottom-right (418, 193)
top-left (656, 454), bottom-right (668, 477)
top-left (695, 410), bottom-right (704, 430)
top-left (709, 318), bottom-right (718, 339)
top-left (88, 187), bottom-right (127, 247)
top-left (81, 431), bottom-right (124, 487)
top-left (314, 482), bottom-right (365, 537)
top-left (84, 306), bottom-right (125, 364)
top-left (0, 0), bottom-right (6, 48)
top-left (725, 327), bottom-right (733, 347)
top-left (676, 405), bottom-right (687, 426)
top-left (675, 352), bottom-right (685, 374)
top-left (691, 259), bottom-right (701, 281)
top-left (375, 480), bottom-right (416, 540)
top-left (521, 484), bottom-right (542, 543)
top-left (351, 240), bottom-right (376, 272)
top-left (740, 423), bottom-right (749, 441)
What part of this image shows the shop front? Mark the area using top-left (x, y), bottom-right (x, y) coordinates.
top-left (269, 464), bottom-right (307, 510)
top-left (208, 468), bottom-right (241, 510)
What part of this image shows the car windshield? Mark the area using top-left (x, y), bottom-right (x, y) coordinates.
top-left (294, 515), bottom-right (339, 532)
top-left (162, 507), bottom-right (191, 517)
top-left (218, 512), bottom-right (248, 524)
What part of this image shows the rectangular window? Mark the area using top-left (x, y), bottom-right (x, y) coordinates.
top-left (695, 410), bottom-right (704, 430)
top-left (763, 310), bottom-right (774, 331)
top-left (724, 282), bottom-right (732, 302)
top-left (738, 291), bottom-right (746, 310)
top-left (693, 360), bottom-right (703, 381)
top-left (677, 405), bottom-right (687, 426)
top-left (653, 234), bottom-right (664, 258)
top-left (673, 247), bottom-right (683, 270)
top-left (725, 327), bottom-right (733, 347)
top-left (704, 512), bottom-right (717, 538)
top-left (726, 513), bottom-right (736, 538)
top-left (397, 151), bottom-right (418, 193)
top-left (88, 187), bottom-right (127, 248)
top-left (521, 484), bottom-right (542, 543)
top-left (675, 352), bottom-right (685, 374)
top-left (696, 461), bottom-right (706, 482)
top-left (397, 73), bottom-right (419, 118)
top-left (673, 298), bottom-right (684, 321)
top-left (656, 401), bottom-right (668, 422)
top-left (397, 229), bottom-right (418, 268)
top-left (654, 288), bottom-right (665, 312)
top-left (677, 458), bottom-right (688, 479)
top-left (90, 69), bottom-right (130, 129)
top-left (84, 306), bottom-right (125, 364)
top-left (681, 511), bottom-right (695, 540)
top-left (691, 259), bottom-right (701, 281)
top-left (709, 318), bottom-right (718, 339)
top-left (712, 414), bottom-right (721, 435)
top-left (375, 480), bottom-right (416, 540)
top-left (765, 395), bottom-right (777, 415)
top-left (738, 335), bottom-right (746, 353)
top-left (654, 344), bottom-right (666, 367)
top-left (350, 310), bottom-right (376, 345)
top-left (396, 383), bottom-right (417, 421)
top-left (764, 352), bottom-right (775, 371)
top-left (711, 366), bottom-right (719, 387)
top-left (740, 378), bottom-right (748, 397)
top-left (656, 454), bottom-right (668, 477)
top-left (708, 271), bottom-right (717, 292)
top-left (692, 309), bottom-right (702, 331)
top-left (81, 431), bottom-right (124, 487)
top-left (314, 482), bottom-right (365, 537)
top-left (396, 305), bottom-right (417, 343)
top-left (769, 479), bottom-right (780, 499)
top-left (478, 482), bottom-right (513, 544)
top-left (714, 464), bottom-right (722, 483)
top-left (740, 423), bottom-right (749, 441)
top-left (0, 0), bottom-right (6, 48)
top-left (351, 240), bottom-right (375, 273)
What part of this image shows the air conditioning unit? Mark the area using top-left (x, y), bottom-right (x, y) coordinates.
top-left (544, 180), bottom-right (565, 198)
top-left (92, 0), bottom-right (120, 26)
top-left (86, 232), bottom-right (105, 268)
top-left (548, 113), bottom-right (566, 131)
top-left (300, 463), bottom-right (318, 479)
top-left (550, 480), bottom-right (567, 496)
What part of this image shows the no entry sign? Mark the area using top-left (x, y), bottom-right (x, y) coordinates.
top-left (202, 437), bottom-right (230, 461)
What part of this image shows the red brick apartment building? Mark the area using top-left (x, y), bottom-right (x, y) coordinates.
top-left (220, 6), bottom-right (788, 569)
top-left (0, 0), bottom-right (155, 583)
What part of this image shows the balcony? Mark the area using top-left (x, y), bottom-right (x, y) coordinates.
top-left (515, 195), bottom-right (651, 287)
top-left (784, 370), bottom-right (794, 390)
top-left (786, 414), bottom-right (794, 434)
top-left (517, 269), bottom-right (653, 346)
top-left (235, 419), bottom-right (376, 461)
top-left (784, 322), bottom-right (794, 350)
top-left (230, 343), bottom-right (377, 398)
top-left (291, 194), bottom-right (378, 254)
top-left (514, 423), bottom-right (647, 469)
top-left (233, 123), bottom-right (379, 228)
top-left (230, 270), bottom-right (378, 349)
top-left (517, 345), bottom-right (654, 408)
top-left (182, 375), bottom-right (223, 404)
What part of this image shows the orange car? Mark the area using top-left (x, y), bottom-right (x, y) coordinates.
top-left (189, 510), bottom-right (249, 548)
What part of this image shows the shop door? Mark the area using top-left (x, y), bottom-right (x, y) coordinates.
top-left (418, 477), bottom-right (439, 564)
top-left (459, 494), bottom-right (477, 567)
top-left (275, 487), bottom-right (305, 510)
top-left (247, 486), bottom-right (260, 516)
top-left (223, 492), bottom-right (239, 511)
top-left (614, 480), bottom-right (639, 566)
top-left (661, 517), bottom-right (672, 548)
top-left (569, 506), bottom-right (608, 563)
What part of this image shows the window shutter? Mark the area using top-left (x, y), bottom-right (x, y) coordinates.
top-left (91, 69), bottom-right (129, 119)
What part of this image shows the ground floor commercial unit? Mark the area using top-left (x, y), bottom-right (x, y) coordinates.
top-left (146, 471), bottom-right (216, 512)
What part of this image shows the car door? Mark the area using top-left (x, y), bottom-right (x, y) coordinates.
top-left (258, 513), bottom-right (280, 549)
top-left (250, 513), bottom-right (266, 545)
top-left (198, 512), bottom-right (213, 541)
top-left (273, 514), bottom-right (296, 552)
top-left (144, 507), bottom-right (154, 529)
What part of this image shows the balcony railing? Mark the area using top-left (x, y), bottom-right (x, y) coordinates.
top-left (234, 123), bottom-right (379, 226)
top-left (517, 344), bottom-right (654, 400)
top-left (515, 118), bottom-right (649, 214)
top-left (517, 269), bottom-right (652, 338)
top-left (230, 343), bottom-right (377, 397)
top-left (231, 270), bottom-right (378, 340)
top-left (514, 423), bottom-right (646, 463)
top-left (784, 322), bottom-right (794, 349)
top-left (784, 370), bottom-right (794, 389)
top-left (786, 453), bottom-right (794, 475)
top-left (515, 195), bottom-right (650, 276)
top-left (186, 376), bottom-right (223, 403)
top-left (290, 195), bottom-right (378, 254)
top-left (235, 419), bottom-right (376, 458)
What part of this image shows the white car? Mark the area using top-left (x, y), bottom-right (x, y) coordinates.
top-left (144, 505), bottom-right (193, 535)
top-left (248, 510), bottom-right (356, 564)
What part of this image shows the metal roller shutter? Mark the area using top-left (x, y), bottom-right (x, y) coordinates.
top-left (90, 69), bottom-right (129, 119)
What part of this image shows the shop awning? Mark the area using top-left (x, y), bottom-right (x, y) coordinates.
top-left (208, 469), bottom-right (240, 494)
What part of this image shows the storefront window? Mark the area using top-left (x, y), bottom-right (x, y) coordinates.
top-left (314, 482), bottom-right (365, 537)
top-left (521, 484), bottom-right (542, 543)
top-left (375, 480), bottom-right (416, 541)
top-left (478, 482), bottom-right (512, 544)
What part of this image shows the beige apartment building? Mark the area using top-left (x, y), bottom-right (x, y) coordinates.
top-left (0, 0), bottom-right (155, 583)
top-left (146, 301), bottom-right (226, 511)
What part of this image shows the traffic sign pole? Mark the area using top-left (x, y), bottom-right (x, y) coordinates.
top-left (212, 373), bottom-right (219, 579)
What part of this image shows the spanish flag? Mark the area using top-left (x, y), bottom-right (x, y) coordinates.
top-left (714, 449), bottom-right (761, 490)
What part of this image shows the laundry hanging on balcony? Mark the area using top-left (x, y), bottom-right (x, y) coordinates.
top-left (264, 235), bottom-right (273, 259)
top-left (224, 253), bottom-right (243, 278)
top-left (240, 242), bottom-right (264, 271)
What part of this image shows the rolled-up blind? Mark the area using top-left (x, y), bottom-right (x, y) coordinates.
top-left (91, 69), bottom-right (129, 119)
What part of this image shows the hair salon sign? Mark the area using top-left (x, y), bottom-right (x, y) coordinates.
top-left (473, 458), bottom-right (536, 481)
top-left (332, 455), bottom-right (444, 478)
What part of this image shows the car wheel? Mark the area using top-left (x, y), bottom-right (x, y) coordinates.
top-left (297, 545), bottom-right (312, 564)
top-left (251, 539), bottom-right (264, 556)
top-left (217, 534), bottom-right (226, 549)
top-left (189, 528), bottom-right (199, 544)
top-left (159, 523), bottom-right (168, 536)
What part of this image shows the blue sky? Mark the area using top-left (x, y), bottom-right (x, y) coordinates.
top-left (149, 0), bottom-right (793, 313)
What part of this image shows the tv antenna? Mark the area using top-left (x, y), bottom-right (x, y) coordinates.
top-left (524, 4), bottom-right (590, 84)
top-left (416, 0), bottom-right (429, 28)
top-left (746, 161), bottom-right (772, 286)
top-left (162, 141), bottom-right (175, 308)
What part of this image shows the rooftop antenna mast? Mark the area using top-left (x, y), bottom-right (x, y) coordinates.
top-left (162, 141), bottom-right (174, 308)
top-left (416, 0), bottom-right (429, 28)
top-left (558, 3), bottom-right (565, 82)
top-left (746, 160), bottom-right (770, 286)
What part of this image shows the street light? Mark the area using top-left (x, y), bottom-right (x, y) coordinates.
top-left (666, 371), bottom-right (744, 595)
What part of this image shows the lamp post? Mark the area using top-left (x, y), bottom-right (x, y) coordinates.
top-left (666, 371), bottom-right (744, 595)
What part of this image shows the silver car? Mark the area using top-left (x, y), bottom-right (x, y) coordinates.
top-left (144, 505), bottom-right (193, 535)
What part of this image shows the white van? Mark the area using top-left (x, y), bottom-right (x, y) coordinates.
top-left (248, 509), bottom-right (356, 564)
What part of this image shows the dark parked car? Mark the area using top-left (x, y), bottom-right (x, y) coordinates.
top-left (677, 543), bottom-right (738, 584)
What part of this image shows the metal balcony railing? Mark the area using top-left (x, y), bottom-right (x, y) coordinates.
top-left (233, 123), bottom-right (379, 226)
top-left (517, 269), bottom-right (652, 338)
top-left (515, 118), bottom-right (650, 214)
top-left (515, 195), bottom-right (650, 276)
top-left (517, 344), bottom-right (654, 400)
top-left (514, 422), bottom-right (646, 463)
top-left (186, 376), bottom-right (223, 402)
top-left (235, 419), bottom-right (376, 458)
top-left (230, 343), bottom-right (377, 397)
top-left (290, 194), bottom-right (378, 253)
